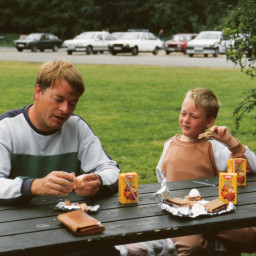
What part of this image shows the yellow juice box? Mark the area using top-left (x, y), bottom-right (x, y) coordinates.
top-left (118, 172), bottom-right (138, 204)
top-left (227, 158), bottom-right (246, 186)
top-left (219, 172), bottom-right (237, 204)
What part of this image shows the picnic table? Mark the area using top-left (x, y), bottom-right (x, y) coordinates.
top-left (1, 174), bottom-right (256, 256)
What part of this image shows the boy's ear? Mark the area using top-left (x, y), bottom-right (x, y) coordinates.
top-left (206, 116), bottom-right (215, 129)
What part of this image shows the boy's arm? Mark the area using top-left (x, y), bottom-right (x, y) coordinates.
top-left (156, 139), bottom-right (172, 183)
top-left (210, 126), bottom-right (256, 174)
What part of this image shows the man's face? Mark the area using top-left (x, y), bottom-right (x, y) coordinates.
top-left (31, 79), bottom-right (80, 132)
top-left (179, 97), bottom-right (214, 140)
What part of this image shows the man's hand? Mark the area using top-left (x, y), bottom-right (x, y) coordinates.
top-left (73, 173), bottom-right (100, 196)
top-left (209, 126), bottom-right (239, 148)
top-left (31, 171), bottom-right (76, 196)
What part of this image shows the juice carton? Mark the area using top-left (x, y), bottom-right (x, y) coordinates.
top-left (219, 172), bottom-right (237, 204)
top-left (118, 172), bottom-right (138, 204)
top-left (227, 158), bottom-right (246, 186)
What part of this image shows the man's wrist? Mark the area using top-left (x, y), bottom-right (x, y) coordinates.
top-left (30, 178), bottom-right (41, 196)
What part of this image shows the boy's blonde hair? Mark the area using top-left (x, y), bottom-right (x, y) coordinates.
top-left (185, 88), bottom-right (221, 119)
top-left (36, 60), bottom-right (85, 96)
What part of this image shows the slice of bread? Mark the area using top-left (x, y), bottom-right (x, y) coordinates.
top-left (165, 197), bottom-right (188, 207)
top-left (205, 199), bottom-right (227, 213)
top-left (198, 131), bottom-right (215, 140)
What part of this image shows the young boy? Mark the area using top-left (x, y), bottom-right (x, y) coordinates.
top-left (156, 88), bottom-right (256, 256)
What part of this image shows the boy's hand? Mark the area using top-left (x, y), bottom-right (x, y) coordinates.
top-left (209, 126), bottom-right (239, 148)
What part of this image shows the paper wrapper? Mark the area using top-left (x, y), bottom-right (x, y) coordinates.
top-left (154, 176), bottom-right (235, 218)
top-left (55, 201), bottom-right (100, 213)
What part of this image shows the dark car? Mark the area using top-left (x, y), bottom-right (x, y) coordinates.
top-left (14, 33), bottom-right (62, 52)
top-left (164, 33), bottom-right (197, 54)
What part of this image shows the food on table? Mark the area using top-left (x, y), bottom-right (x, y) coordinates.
top-left (191, 202), bottom-right (206, 214)
top-left (205, 198), bottom-right (227, 213)
top-left (185, 188), bottom-right (202, 201)
top-left (80, 203), bottom-right (89, 211)
top-left (198, 131), bottom-right (215, 140)
top-left (65, 200), bottom-right (71, 206)
top-left (165, 197), bottom-right (188, 207)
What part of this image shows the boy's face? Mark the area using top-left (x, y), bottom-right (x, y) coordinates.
top-left (179, 97), bottom-right (214, 140)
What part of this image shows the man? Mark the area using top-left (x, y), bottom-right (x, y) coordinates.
top-left (0, 60), bottom-right (120, 205)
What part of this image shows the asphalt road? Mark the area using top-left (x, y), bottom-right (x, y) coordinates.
top-left (0, 47), bottom-right (238, 68)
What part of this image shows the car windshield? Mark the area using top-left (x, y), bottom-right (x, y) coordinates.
top-left (26, 34), bottom-right (41, 40)
top-left (75, 33), bottom-right (96, 39)
top-left (196, 32), bottom-right (220, 40)
top-left (171, 35), bottom-right (192, 41)
top-left (120, 33), bottom-right (140, 40)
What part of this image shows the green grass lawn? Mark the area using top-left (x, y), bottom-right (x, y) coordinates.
top-left (1, 61), bottom-right (256, 185)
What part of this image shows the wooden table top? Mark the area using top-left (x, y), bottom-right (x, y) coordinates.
top-left (1, 174), bottom-right (256, 256)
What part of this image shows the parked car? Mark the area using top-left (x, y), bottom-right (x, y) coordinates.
top-left (14, 33), bottom-right (62, 52)
top-left (18, 34), bottom-right (28, 40)
top-left (63, 31), bottom-right (115, 55)
top-left (108, 31), bottom-right (162, 55)
top-left (111, 32), bottom-right (126, 39)
top-left (164, 33), bottom-right (197, 54)
top-left (186, 31), bottom-right (231, 57)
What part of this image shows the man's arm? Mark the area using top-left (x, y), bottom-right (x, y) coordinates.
top-left (77, 119), bottom-right (120, 196)
top-left (0, 177), bottom-right (32, 205)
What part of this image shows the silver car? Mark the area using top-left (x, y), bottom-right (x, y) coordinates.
top-left (63, 31), bottom-right (115, 55)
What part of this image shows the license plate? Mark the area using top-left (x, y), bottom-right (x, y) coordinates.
top-left (17, 44), bottom-right (25, 47)
top-left (195, 47), bottom-right (203, 51)
top-left (114, 47), bottom-right (122, 50)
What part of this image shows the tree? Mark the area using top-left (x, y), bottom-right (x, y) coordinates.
top-left (221, 0), bottom-right (256, 128)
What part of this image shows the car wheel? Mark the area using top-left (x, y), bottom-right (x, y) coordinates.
top-left (40, 49), bottom-right (44, 52)
top-left (53, 45), bottom-right (58, 52)
top-left (188, 54), bottom-right (193, 57)
top-left (131, 46), bottom-right (138, 55)
top-left (17, 48), bottom-right (23, 52)
top-left (67, 50), bottom-right (73, 55)
top-left (99, 51), bottom-right (104, 54)
top-left (153, 47), bottom-right (159, 55)
top-left (204, 54), bottom-right (208, 57)
top-left (86, 46), bottom-right (93, 54)
top-left (31, 46), bottom-right (37, 52)
top-left (110, 50), bottom-right (116, 55)
top-left (213, 49), bottom-right (218, 57)
top-left (93, 51), bottom-right (98, 54)
top-left (165, 50), bottom-right (170, 55)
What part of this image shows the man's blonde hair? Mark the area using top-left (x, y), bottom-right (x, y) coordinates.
top-left (36, 60), bottom-right (85, 95)
top-left (185, 88), bottom-right (221, 119)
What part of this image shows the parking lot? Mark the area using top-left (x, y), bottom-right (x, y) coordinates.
top-left (0, 47), bottom-right (238, 68)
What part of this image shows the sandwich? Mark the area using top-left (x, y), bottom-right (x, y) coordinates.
top-left (165, 197), bottom-right (188, 207)
top-left (185, 188), bottom-right (202, 201)
top-left (198, 131), bottom-right (215, 140)
top-left (73, 174), bottom-right (86, 188)
top-left (205, 199), bottom-right (227, 213)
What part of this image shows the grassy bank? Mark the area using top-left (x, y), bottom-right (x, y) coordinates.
top-left (1, 61), bottom-right (256, 184)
